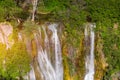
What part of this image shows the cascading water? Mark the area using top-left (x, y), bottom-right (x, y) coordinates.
top-left (29, 66), bottom-right (36, 80)
top-left (34, 24), bottom-right (63, 80)
top-left (48, 24), bottom-right (63, 80)
top-left (24, 65), bottom-right (36, 80)
top-left (84, 23), bottom-right (95, 80)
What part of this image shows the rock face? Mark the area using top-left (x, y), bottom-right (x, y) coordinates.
top-left (0, 22), bottom-right (13, 49)
top-left (19, 23), bottom-right (64, 80)
top-left (0, 22), bottom-right (108, 80)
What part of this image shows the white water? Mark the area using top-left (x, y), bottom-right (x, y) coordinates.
top-left (34, 24), bottom-right (63, 80)
top-left (42, 26), bottom-right (51, 59)
top-left (24, 65), bottom-right (36, 80)
top-left (29, 66), bottom-right (36, 80)
top-left (84, 23), bottom-right (95, 80)
top-left (48, 24), bottom-right (63, 80)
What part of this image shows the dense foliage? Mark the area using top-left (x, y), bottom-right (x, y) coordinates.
top-left (0, 0), bottom-right (22, 21)
top-left (0, 42), bottom-right (30, 79)
top-left (85, 0), bottom-right (120, 79)
top-left (85, 0), bottom-right (120, 23)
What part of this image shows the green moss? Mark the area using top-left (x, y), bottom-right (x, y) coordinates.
top-left (62, 30), bottom-right (85, 80)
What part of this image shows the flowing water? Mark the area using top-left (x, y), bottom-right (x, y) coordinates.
top-left (29, 65), bottom-right (36, 80)
top-left (34, 24), bottom-right (63, 80)
top-left (48, 24), bottom-right (63, 80)
top-left (24, 65), bottom-right (36, 80)
top-left (84, 23), bottom-right (95, 80)
top-left (0, 22), bottom-right (97, 80)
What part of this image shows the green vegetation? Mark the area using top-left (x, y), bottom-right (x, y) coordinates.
top-left (0, 42), bottom-right (30, 79)
top-left (0, 44), bottom-right (7, 79)
top-left (22, 21), bottom-right (37, 37)
top-left (99, 23), bottom-right (120, 80)
top-left (0, 0), bottom-right (120, 80)
top-left (85, 0), bottom-right (120, 79)
top-left (0, 0), bottom-right (22, 21)
top-left (85, 0), bottom-right (120, 23)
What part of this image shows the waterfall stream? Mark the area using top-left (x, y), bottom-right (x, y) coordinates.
top-left (48, 24), bottom-right (63, 80)
top-left (24, 65), bottom-right (36, 80)
top-left (34, 24), bottom-right (63, 80)
top-left (84, 23), bottom-right (95, 80)
top-left (29, 65), bottom-right (36, 80)
top-left (0, 22), bottom-right (97, 80)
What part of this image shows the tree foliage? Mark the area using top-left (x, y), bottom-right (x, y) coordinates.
top-left (85, 0), bottom-right (120, 79)
top-left (0, 0), bottom-right (22, 21)
top-left (85, 0), bottom-right (120, 23)
top-left (0, 42), bottom-right (30, 79)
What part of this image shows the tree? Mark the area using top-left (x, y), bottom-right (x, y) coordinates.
top-left (31, 0), bottom-right (39, 21)
top-left (0, 42), bottom-right (30, 79)
top-left (0, 0), bottom-right (22, 21)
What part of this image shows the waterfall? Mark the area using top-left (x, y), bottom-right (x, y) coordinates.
top-left (24, 65), bottom-right (36, 80)
top-left (34, 24), bottom-right (63, 80)
top-left (48, 24), bottom-right (63, 80)
top-left (84, 23), bottom-right (95, 80)
top-left (29, 65), bottom-right (36, 80)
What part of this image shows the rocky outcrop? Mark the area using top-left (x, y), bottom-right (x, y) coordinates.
top-left (0, 22), bottom-right (13, 49)
top-left (95, 33), bottom-right (108, 80)
top-left (0, 22), bottom-right (108, 80)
